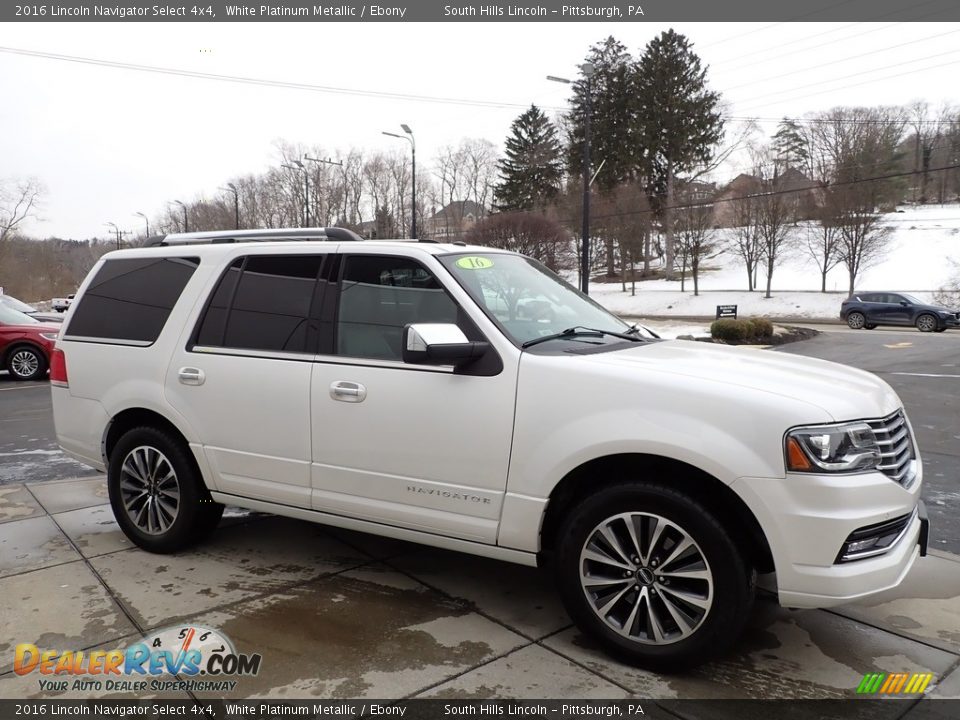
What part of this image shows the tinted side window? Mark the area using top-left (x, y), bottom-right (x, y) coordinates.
top-left (198, 255), bottom-right (323, 353)
top-left (66, 257), bottom-right (199, 343)
top-left (196, 259), bottom-right (242, 346)
top-left (336, 255), bottom-right (458, 360)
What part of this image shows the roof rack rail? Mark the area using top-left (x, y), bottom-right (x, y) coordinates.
top-left (147, 227), bottom-right (364, 247)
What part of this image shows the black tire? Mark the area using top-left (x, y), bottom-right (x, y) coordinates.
top-left (846, 312), bottom-right (866, 330)
top-left (916, 314), bottom-right (937, 333)
top-left (555, 482), bottom-right (754, 672)
top-left (108, 426), bottom-right (224, 553)
top-left (6, 345), bottom-right (47, 381)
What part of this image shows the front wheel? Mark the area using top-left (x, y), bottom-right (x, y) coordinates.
top-left (108, 426), bottom-right (223, 553)
top-left (846, 312), bottom-right (866, 329)
top-left (6, 346), bottom-right (47, 381)
top-left (916, 314), bottom-right (937, 333)
top-left (555, 483), bottom-right (754, 671)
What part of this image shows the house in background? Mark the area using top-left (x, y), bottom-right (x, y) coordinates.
top-left (711, 168), bottom-right (820, 226)
top-left (424, 200), bottom-right (487, 240)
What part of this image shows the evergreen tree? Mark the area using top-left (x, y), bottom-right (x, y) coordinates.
top-left (633, 29), bottom-right (724, 279)
top-left (567, 36), bottom-right (638, 192)
top-left (494, 105), bottom-right (564, 211)
top-left (772, 118), bottom-right (810, 170)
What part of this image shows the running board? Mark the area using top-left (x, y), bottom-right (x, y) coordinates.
top-left (209, 492), bottom-right (539, 568)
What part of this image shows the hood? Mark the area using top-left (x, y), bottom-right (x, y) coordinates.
top-left (2, 321), bottom-right (61, 334)
top-left (577, 340), bottom-right (900, 422)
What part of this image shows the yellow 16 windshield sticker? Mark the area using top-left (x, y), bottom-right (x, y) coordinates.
top-left (456, 256), bottom-right (494, 270)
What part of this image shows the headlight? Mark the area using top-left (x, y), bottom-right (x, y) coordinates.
top-left (40, 332), bottom-right (60, 341)
top-left (785, 422), bottom-right (880, 473)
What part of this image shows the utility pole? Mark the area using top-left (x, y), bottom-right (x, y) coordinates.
top-left (305, 156), bottom-right (343, 228)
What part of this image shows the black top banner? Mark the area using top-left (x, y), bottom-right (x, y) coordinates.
top-left (4, 0), bottom-right (960, 22)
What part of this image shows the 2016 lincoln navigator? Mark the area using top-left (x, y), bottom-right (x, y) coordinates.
top-left (51, 228), bottom-right (929, 670)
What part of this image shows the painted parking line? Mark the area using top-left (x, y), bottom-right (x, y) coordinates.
top-left (0, 383), bottom-right (49, 392)
top-left (890, 372), bottom-right (960, 378)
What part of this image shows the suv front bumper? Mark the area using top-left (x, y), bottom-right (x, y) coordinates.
top-left (734, 469), bottom-right (927, 609)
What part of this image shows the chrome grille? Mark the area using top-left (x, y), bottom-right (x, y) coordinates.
top-left (865, 410), bottom-right (917, 488)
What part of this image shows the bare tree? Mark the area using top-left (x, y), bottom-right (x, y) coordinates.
top-left (806, 106), bottom-right (905, 294)
top-left (727, 193), bottom-right (763, 291)
top-left (1, 178), bottom-right (43, 244)
top-left (804, 200), bottom-right (843, 293)
top-left (464, 212), bottom-right (573, 272)
top-left (673, 194), bottom-right (718, 296)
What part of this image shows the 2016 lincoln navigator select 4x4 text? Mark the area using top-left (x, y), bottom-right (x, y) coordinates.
top-left (51, 228), bottom-right (929, 670)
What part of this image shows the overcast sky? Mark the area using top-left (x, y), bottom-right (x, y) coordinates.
top-left (2, 20), bottom-right (959, 239)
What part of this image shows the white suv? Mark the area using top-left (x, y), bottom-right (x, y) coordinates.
top-left (51, 228), bottom-right (928, 670)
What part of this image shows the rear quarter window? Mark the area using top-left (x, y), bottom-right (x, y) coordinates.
top-left (65, 257), bottom-right (199, 344)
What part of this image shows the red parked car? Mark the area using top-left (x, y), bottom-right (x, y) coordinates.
top-left (0, 304), bottom-right (60, 381)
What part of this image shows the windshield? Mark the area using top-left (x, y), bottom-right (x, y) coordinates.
top-left (0, 295), bottom-right (37, 313)
top-left (899, 293), bottom-right (924, 305)
top-left (0, 304), bottom-right (39, 325)
top-left (438, 252), bottom-right (631, 347)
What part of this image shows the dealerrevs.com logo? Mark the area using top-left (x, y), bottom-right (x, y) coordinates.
top-left (14, 625), bottom-right (262, 694)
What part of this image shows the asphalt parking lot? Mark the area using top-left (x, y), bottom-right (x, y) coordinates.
top-left (0, 326), bottom-right (958, 705)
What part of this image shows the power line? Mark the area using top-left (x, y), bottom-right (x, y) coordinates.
top-left (722, 28), bottom-right (960, 94)
top-left (734, 59), bottom-right (960, 117)
top-left (587, 163), bottom-right (960, 222)
top-left (733, 47), bottom-right (960, 109)
top-left (0, 45), bottom-right (550, 111)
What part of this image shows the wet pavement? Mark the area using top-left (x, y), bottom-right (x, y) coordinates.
top-left (1, 476), bottom-right (959, 703)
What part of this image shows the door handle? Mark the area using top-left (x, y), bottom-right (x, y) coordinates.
top-left (178, 367), bottom-right (205, 386)
top-left (330, 381), bottom-right (366, 403)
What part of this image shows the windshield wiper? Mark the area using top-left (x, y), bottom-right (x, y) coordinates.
top-left (624, 322), bottom-right (661, 339)
top-left (521, 326), bottom-right (642, 349)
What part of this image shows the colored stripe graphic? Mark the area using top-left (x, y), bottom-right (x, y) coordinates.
top-left (857, 672), bottom-right (933, 694)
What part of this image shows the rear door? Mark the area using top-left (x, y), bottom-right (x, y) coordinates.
top-left (308, 250), bottom-right (518, 543)
top-left (165, 252), bottom-right (326, 508)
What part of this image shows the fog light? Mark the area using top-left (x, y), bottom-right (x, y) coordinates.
top-left (836, 510), bottom-right (915, 563)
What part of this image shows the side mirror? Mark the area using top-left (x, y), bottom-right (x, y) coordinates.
top-left (900, 301), bottom-right (909, 306)
top-left (402, 324), bottom-right (488, 368)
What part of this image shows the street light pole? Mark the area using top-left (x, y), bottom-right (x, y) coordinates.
top-left (134, 212), bottom-right (150, 239)
top-left (172, 200), bottom-right (188, 233)
top-left (105, 221), bottom-right (121, 250)
top-left (548, 63), bottom-right (595, 294)
top-left (219, 184), bottom-right (240, 229)
top-left (382, 125), bottom-right (416, 239)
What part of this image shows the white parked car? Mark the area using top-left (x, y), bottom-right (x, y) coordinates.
top-left (51, 228), bottom-right (928, 670)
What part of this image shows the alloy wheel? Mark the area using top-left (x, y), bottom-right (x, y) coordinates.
top-left (579, 512), bottom-right (714, 645)
top-left (10, 349), bottom-right (40, 378)
top-left (119, 446), bottom-right (181, 535)
top-left (917, 315), bottom-right (936, 332)
top-left (847, 313), bottom-right (865, 329)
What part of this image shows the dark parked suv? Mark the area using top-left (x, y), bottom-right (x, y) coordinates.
top-left (841, 292), bottom-right (960, 332)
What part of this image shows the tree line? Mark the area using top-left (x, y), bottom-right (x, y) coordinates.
top-left (3, 29), bottom-right (960, 302)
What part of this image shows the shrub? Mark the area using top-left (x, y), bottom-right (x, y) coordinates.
top-left (710, 317), bottom-right (775, 343)
top-left (748, 318), bottom-right (774, 338)
top-left (710, 319), bottom-right (753, 342)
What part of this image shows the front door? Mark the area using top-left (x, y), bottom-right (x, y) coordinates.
top-left (309, 252), bottom-right (518, 543)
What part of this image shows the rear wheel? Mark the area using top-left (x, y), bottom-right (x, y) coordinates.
top-left (916, 314), bottom-right (937, 333)
top-left (554, 482), bottom-right (754, 671)
top-left (6, 345), bottom-right (47, 381)
top-left (108, 426), bottom-right (223, 553)
top-left (847, 312), bottom-right (866, 330)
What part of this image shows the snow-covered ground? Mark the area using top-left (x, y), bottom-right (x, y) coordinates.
top-left (591, 204), bottom-right (960, 320)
